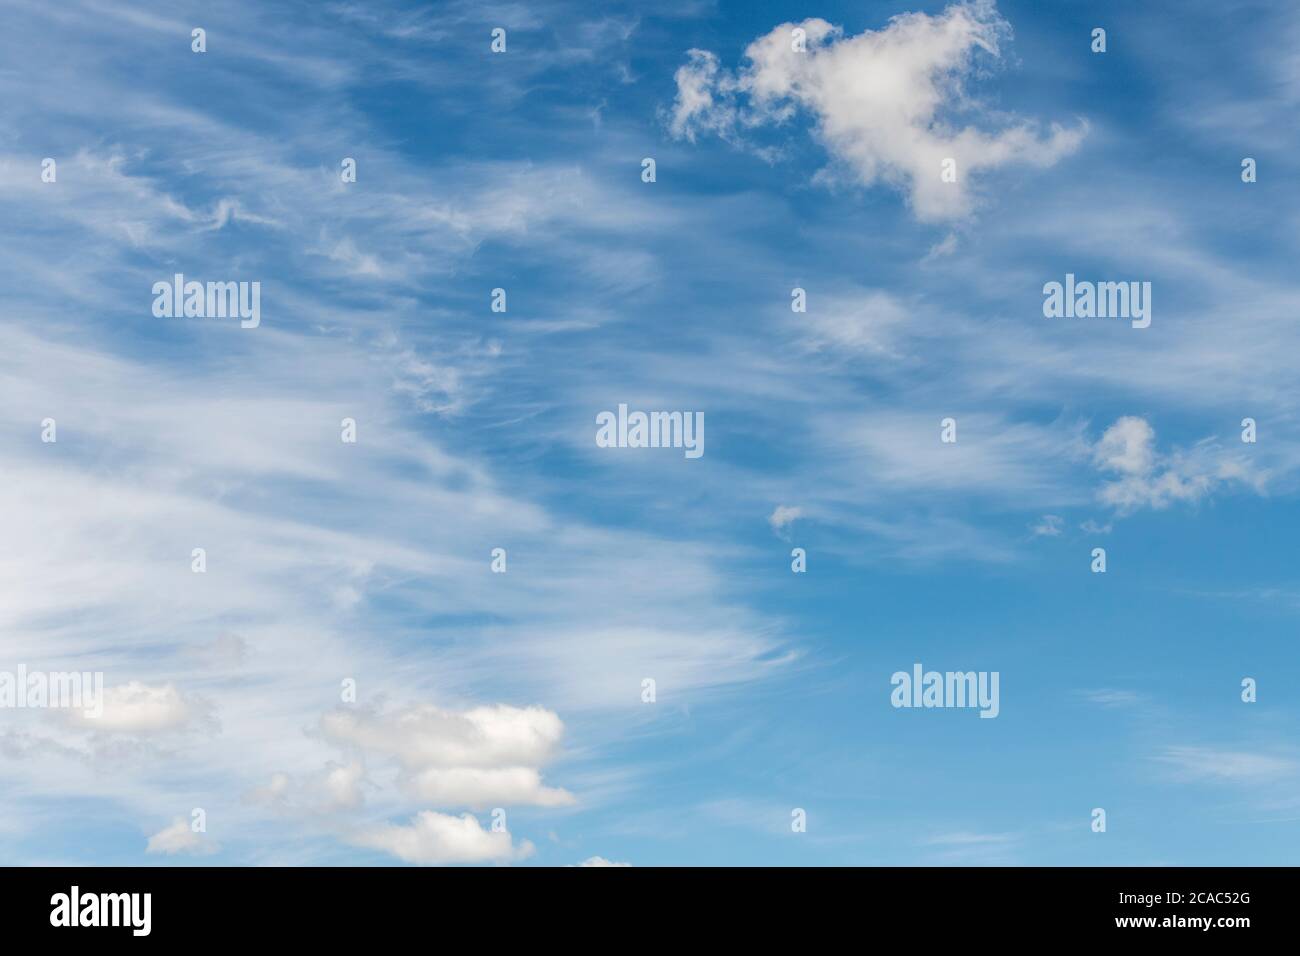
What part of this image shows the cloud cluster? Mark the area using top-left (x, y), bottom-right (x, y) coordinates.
top-left (321, 703), bottom-right (575, 811)
top-left (351, 811), bottom-right (533, 865)
top-left (669, 2), bottom-right (1086, 220)
top-left (1092, 416), bottom-right (1249, 513)
top-left (245, 703), bottom-right (573, 863)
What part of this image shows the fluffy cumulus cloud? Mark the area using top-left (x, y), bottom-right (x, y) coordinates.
top-left (669, 1), bottom-right (1085, 220)
top-left (69, 681), bottom-right (211, 734)
top-left (1091, 416), bottom-right (1250, 513)
top-left (145, 818), bottom-right (217, 856)
top-left (768, 504), bottom-right (803, 538)
top-left (320, 703), bottom-right (574, 811)
top-left (322, 761), bottom-right (366, 811)
top-left (407, 766), bottom-right (573, 809)
top-left (243, 702), bottom-right (572, 862)
top-left (351, 811), bottom-right (534, 865)
top-left (572, 855), bottom-right (631, 867)
top-left (1094, 417), bottom-right (1159, 477)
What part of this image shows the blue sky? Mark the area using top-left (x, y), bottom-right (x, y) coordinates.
top-left (1, 0), bottom-right (1299, 866)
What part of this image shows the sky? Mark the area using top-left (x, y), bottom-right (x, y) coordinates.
top-left (1, 0), bottom-right (1298, 866)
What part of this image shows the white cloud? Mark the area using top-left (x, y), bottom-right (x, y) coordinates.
top-left (351, 811), bottom-right (534, 865)
top-left (408, 767), bottom-right (574, 810)
top-left (204, 197), bottom-right (280, 231)
top-left (768, 504), bottom-right (803, 538)
top-left (670, 50), bottom-right (729, 142)
top-left (1157, 747), bottom-right (1298, 784)
top-left (322, 703), bottom-right (564, 771)
top-left (323, 761), bottom-right (366, 811)
top-left (670, 2), bottom-right (1086, 220)
top-left (244, 763), bottom-right (367, 816)
top-left (247, 773), bottom-right (292, 806)
top-left (796, 290), bottom-right (912, 357)
top-left (572, 855), bottom-right (631, 867)
top-left (321, 704), bottom-right (573, 810)
top-left (1030, 514), bottom-right (1063, 537)
top-left (924, 232), bottom-right (960, 260)
top-left (1093, 416), bottom-right (1158, 476)
top-left (70, 682), bottom-right (209, 734)
top-left (1092, 416), bottom-right (1249, 513)
top-left (145, 818), bottom-right (217, 856)
top-left (835, 412), bottom-right (1089, 499)
top-left (920, 831), bottom-right (1018, 846)
top-left (1080, 689), bottom-right (1142, 708)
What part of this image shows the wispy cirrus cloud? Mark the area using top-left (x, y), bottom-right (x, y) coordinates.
top-left (1156, 747), bottom-right (1299, 785)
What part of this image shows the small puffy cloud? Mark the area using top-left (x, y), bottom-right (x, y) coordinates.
top-left (669, 2), bottom-right (1086, 220)
top-left (670, 50), bottom-right (730, 143)
top-left (768, 504), bottom-right (803, 538)
top-left (70, 681), bottom-right (209, 733)
top-left (323, 761), bottom-right (366, 810)
top-left (1030, 514), bottom-right (1063, 537)
top-left (571, 855), bottom-right (631, 867)
top-left (1093, 416), bottom-right (1157, 476)
top-left (1091, 416), bottom-right (1250, 514)
top-left (145, 818), bottom-right (217, 856)
top-left (351, 811), bottom-right (534, 865)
